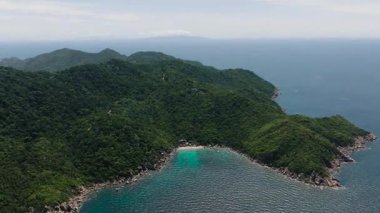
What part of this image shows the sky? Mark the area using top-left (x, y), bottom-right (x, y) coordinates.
top-left (1, 0), bottom-right (380, 41)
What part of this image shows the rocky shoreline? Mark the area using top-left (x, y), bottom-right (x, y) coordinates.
top-left (46, 146), bottom-right (184, 213)
top-left (271, 88), bottom-right (286, 113)
top-left (326, 133), bottom-right (377, 186)
top-left (271, 88), bottom-right (280, 101)
top-left (47, 133), bottom-right (377, 212)
top-left (269, 88), bottom-right (377, 187)
top-left (219, 133), bottom-right (377, 189)
top-left (269, 133), bottom-right (377, 188)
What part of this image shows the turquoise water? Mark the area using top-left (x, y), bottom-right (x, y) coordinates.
top-left (80, 41), bottom-right (380, 212)
top-left (81, 148), bottom-right (379, 212)
top-left (3, 40), bottom-right (378, 212)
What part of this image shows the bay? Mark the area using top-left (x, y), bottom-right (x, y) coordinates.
top-left (3, 39), bottom-right (377, 212)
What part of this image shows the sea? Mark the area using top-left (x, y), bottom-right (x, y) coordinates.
top-left (1, 39), bottom-right (379, 212)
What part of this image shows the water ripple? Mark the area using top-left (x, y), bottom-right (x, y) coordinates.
top-left (81, 148), bottom-right (379, 213)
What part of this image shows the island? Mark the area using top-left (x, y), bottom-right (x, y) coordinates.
top-left (0, 49), bottom-right (376, 212)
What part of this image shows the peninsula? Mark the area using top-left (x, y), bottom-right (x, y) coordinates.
top-left (0, 49), bottom-right (376, 212)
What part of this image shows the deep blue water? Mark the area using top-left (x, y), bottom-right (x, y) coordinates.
top-left (2, 39), bottom-right (379, 212)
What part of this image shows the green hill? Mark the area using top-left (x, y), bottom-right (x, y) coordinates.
top-left (0, 49), bottom-right (208, 72)
top-left (0, 48), bottom-right (127, 71)
top-left (0, 51), bottom-right (370, 212)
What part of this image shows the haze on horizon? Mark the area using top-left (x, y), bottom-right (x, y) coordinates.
top-left (1, 0), bottom-right (380, 41)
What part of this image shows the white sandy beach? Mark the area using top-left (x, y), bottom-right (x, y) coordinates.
top-left (177, 146), bottom-right (205, 150)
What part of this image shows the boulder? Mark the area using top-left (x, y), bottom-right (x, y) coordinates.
top-left (314, 176), bottom-right (324, 185)
top-left (42, 205), bottom-right (50, 213)
top-left (60, 204), bottom-right (67, 211)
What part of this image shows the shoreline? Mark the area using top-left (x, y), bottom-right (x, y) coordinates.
top-left (48, 144), bottom-right (206, 213)
top-left (48, 146), bottom-right (180, 212)
top-left (212, 134), bottom-right (377, 189)
top-left (269, 88), bottom-right (377, 187)
top-left (326, 133), bottom-right (377, 187)
top-left (271, 88), bottom-right (280, 101)
top-left (49, 133), bottom-right (377, 212)
top-left (271, 88), bottom-right (286, 113)
top-left (257, 133), bottom-right (376, 189)
top-left (177, 145), bottom-right (205, 150)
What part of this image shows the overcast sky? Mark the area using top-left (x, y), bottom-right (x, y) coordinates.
top-left (1, 0), bottom-right (380, 41)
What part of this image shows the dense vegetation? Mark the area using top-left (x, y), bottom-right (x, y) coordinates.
top-left (0, 50), bottom-right (368, 211)
top-left (0, 48), bottom-right (127, 71)
top-left (243, 115), bottom-right (367, 176)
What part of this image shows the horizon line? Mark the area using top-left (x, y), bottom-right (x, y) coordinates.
top-left (2, 36), bottom-right (380, 43)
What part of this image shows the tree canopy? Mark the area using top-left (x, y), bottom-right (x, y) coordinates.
top-left (0, 50), bottom-right (368, 211)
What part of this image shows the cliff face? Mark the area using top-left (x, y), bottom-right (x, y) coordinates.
top-left (0, 49), bottom-right (374, 211)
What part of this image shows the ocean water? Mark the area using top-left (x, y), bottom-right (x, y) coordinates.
top-left (80, 146), bottom-right (380, 213)
top-left (2, 39), bottom-right (379, 212)
top-left (78, 40), bottom-right (380, 212)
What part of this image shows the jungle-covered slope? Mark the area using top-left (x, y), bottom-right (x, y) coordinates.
top-left (0, 50), bottom-right (369, 211)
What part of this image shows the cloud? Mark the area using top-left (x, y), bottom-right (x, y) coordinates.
top-left (0, 0), bottom-right (91, 16)
top-left (0, 0), bottom-right (142, 41)
top-left (330, 3), bottom-right (380, 15)
top-left (139, 30), bottom-right (193, 37)
top-left (0, 0), bottom-right (139, 22)
top-left (0, 0), bottom-right (380, 40)
top-left (255, 0), bottom-right (380, 15)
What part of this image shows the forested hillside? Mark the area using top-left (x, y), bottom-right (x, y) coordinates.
top-left (0, 48), bottom-right (127, 71)
top-left (0, 50), bottom-right (369, 212)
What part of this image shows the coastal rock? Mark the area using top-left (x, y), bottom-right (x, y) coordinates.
top-left (59, 204), bottom-right (67, 211)
top-left (43, 205), bottom-right (50, 213)
top-left (339, 152), bottom-right (354, 162)
top-left (52, 138), bottom-right (377, 212)
top-left (271, 88), bottom-right (280, 101)
top-left (366, 133), bottom-right (377, 141)
top-left (144, 162), bottom-right (155, 170)
top-left (324, 178), bottom-right (340, 187)
top-left (314, 176), bottom-right (323, 185)
top-left (249, 133), bottom-right (377, 189)
top-left (322, 133), bottom-right (377, 188)
top-left (48, 147), bottom-right (181, 212)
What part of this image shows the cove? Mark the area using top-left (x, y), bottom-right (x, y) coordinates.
top-left (79, 40), bottom-right (380, 212)
top-left (79, 148), bottom-right (368, 212)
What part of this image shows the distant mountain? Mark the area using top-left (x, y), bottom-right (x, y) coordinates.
top-left (0, 49), bottom-right (206, 72)
top-left (0, 57), bottom-right (25, 68)
top-left (0, 48), bottom-right (127, 71)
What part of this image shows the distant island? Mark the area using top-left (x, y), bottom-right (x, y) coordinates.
top-left (0, 49), bottom-right (376, 212)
